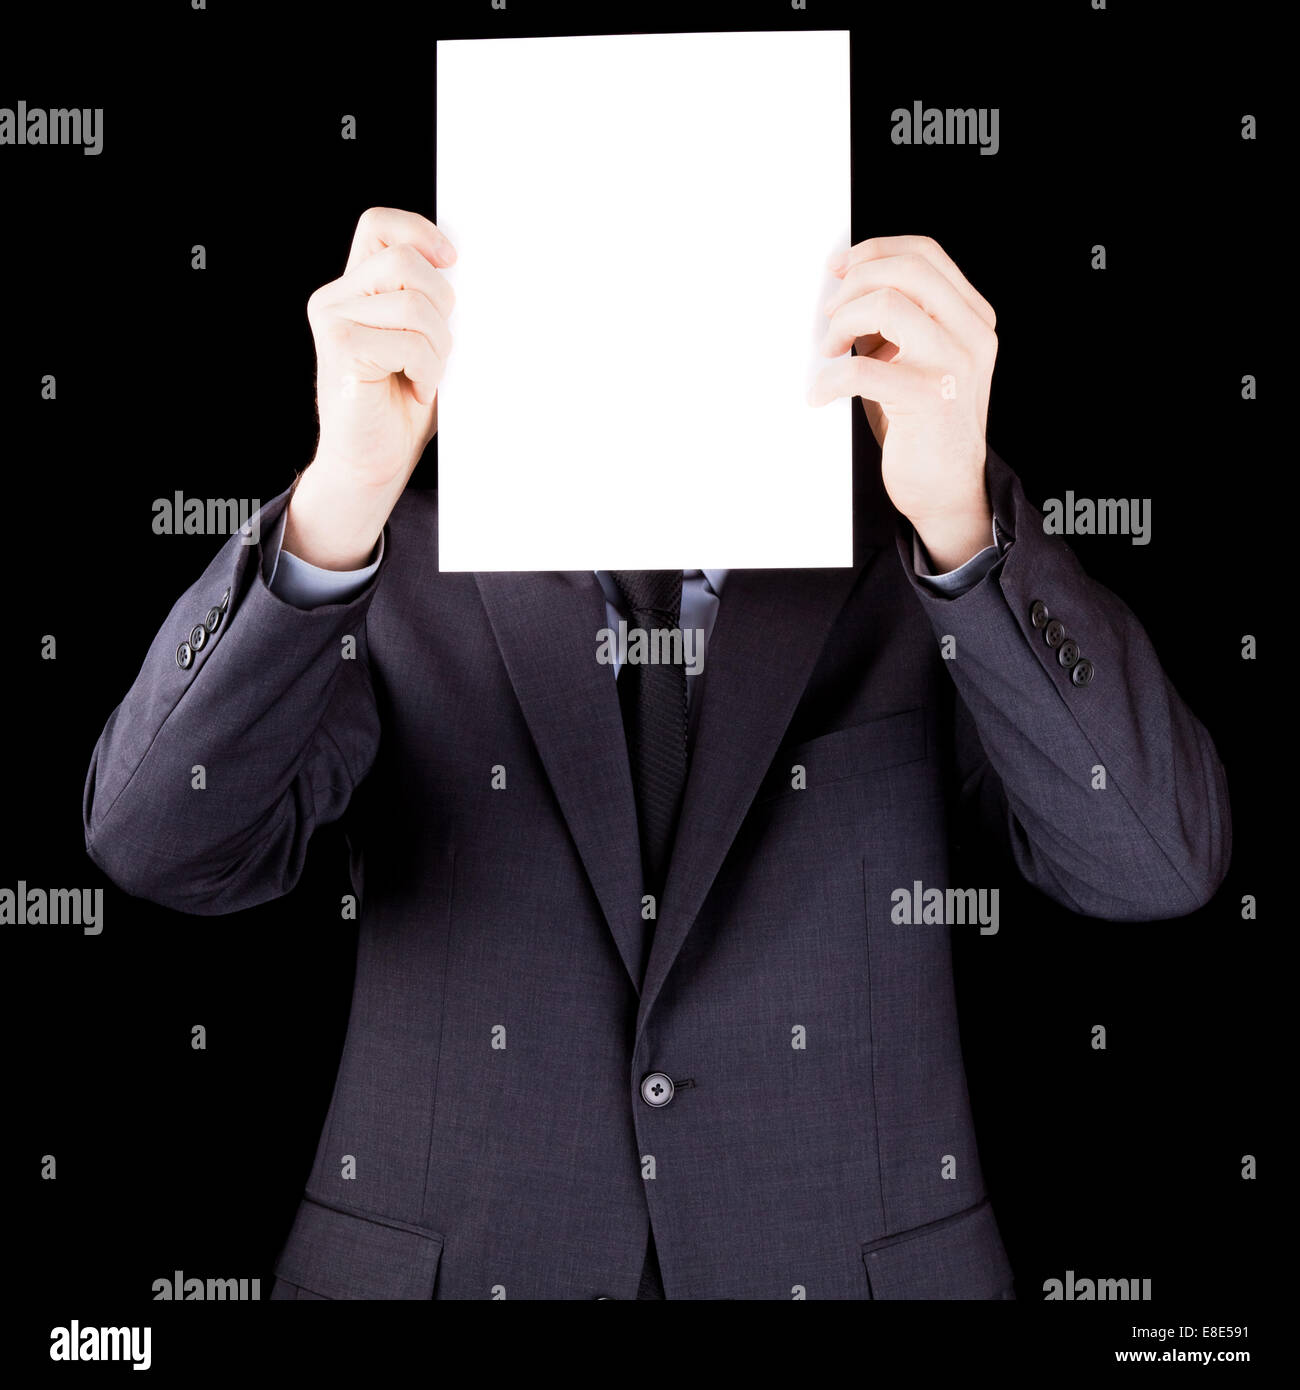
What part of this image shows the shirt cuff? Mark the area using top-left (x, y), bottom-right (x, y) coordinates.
top-left (912, 515), bottom-right (1007, 597)
top-left (263, 507), bottom-right (384, 609)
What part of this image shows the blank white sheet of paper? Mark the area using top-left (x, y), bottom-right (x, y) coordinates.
top-left (435, 30), bottom-right (852, 572)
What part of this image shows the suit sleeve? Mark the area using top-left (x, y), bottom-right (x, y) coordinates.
top-left (898, 447), bottom-right (1231, 921)
top-left (82, 483), bottom-right (386, 916)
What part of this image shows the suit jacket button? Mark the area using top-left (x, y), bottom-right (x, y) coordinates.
top-left (176, 642), bottom-right (193, 670)
top-left (1029, 599), bottom-right (1049, 629)
top-left (640, 1073), bottom-right (675, 1107)
top-left (205, 606), bottom-right (222, 634)
top-left (1071, 658), bottom-right (1094, 687)
top-left (190, 623), bottom-right (208, 650)
top-left (1057, 638), bottom-right (1080, 669)
top-left (219, 587), bottom-right (231, 613)
top-left (1043, 618), bottom-right (1066, 649)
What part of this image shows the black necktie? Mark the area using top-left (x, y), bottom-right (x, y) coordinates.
top-left (608, 569), bottom-right (687, 1304)
top-left (608, 570), bottom-right (690, 904)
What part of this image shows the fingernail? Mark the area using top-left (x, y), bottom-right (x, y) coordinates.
top-left (440, 240), bottom-right (458, 264)
top-left (827, 254), bottom-right (846, 274)
top-left (823, 298), bottom-right (838, 316)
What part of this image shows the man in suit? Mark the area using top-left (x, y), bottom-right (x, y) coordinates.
top-left (82, 208), bottom-right (1230, 1300)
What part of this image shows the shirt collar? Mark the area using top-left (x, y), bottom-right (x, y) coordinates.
top-left (699, 569), bottom-right (728, 596)
top-left (595, 569), bottom-right (729, 603)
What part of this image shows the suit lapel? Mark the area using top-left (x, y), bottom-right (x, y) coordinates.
top-left (634, 421), bottom-right (895, 1031)
top-left (633, 560), bottom-right (868, 1039)
top-left (474, 424), bottom-right (894, 1016)
top-left (474, 570), bottom-right (646, 991)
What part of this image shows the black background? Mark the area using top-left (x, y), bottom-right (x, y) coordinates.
top-left (3, 0), bottom-right (1270, 1369)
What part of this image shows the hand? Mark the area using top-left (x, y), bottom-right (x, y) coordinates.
top-left (810, 235), bottom-right (997, 572)
top-left (284, 207), bottom-right (457, 569)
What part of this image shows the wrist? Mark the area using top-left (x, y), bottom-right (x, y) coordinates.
top-left (282, 460), bottom-right (397, 570)
top-left (911, 503), bottom-right (993, 574)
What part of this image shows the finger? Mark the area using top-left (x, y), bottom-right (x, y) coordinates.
top-left (861, 337), bottom-right (901, 363)
top-left (827, 235), bottom-right (995, 329)
top-left (822, 286), bottom-right (949, 361)
top-left (336, 325), bottom-right (444, 404)
top-left (853, 339), bottom-right (897, 439)
top-left (345, 206), bottom-right (457, 277)
top-left (808, 352), bottom-right (928, 409)
top-left (824, 253), bottom-right (992, 347)
top-left (337, 241), bottom-right (456, 319)
top-left (328, 289), bottom-right (453, 364)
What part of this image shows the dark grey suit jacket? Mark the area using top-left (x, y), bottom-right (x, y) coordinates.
top-left (82, 447), bottom-right (1230, 1299)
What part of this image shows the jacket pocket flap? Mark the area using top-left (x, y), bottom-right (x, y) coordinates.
top-left (761, 708), bottom-right (926, 802)
top-left (861, 1199), bottom-right (1012, 1300)
top-left (275, 1197), bottom-right (444, 1300)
